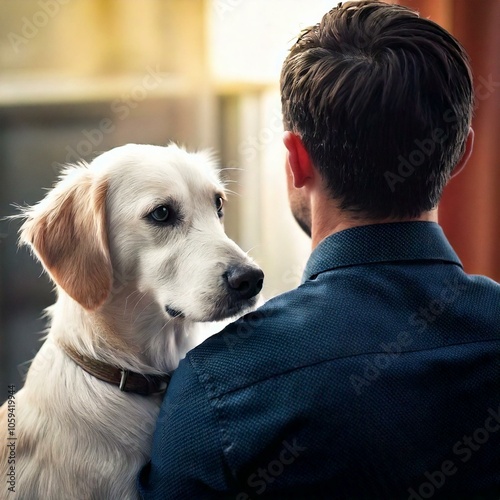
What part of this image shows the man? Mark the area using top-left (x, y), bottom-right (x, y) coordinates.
top-left (138, 2), bottom-right (500, 498)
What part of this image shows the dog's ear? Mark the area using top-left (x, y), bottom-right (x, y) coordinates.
top-left (20, 166), bottom-right (112, 310)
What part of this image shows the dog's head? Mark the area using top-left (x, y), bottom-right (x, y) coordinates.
top-left (20, 143), bottom-right (263, 322)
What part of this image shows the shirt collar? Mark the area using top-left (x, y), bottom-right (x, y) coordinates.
top-left (302, 222), bottom-right (462, 283)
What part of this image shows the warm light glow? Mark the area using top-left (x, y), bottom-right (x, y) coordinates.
top-left (208, 0), bottom-right (336, 83)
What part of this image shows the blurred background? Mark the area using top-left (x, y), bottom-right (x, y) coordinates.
top-left (0, 0), bottom-right (499, 401)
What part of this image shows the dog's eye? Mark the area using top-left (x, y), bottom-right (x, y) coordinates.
top-left (149, 205), bottom-right (171, 223)
top-left (216, 196), bottom-right (224, 217)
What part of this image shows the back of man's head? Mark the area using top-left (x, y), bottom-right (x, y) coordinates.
top-left (280, 1), bottom-right (474, 219)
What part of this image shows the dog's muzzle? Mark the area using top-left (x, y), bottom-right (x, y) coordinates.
top-left (165, 263), bottom-right (264, 322)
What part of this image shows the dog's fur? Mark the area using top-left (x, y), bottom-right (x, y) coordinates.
top-left (0, 144), bottom-right (262, 499)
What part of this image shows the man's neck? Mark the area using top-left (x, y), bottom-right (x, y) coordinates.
top-left (310, 197), bottom-right (438, 249)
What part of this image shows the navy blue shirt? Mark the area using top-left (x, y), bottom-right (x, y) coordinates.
top-left (138, 222), bottom-right (500, 499)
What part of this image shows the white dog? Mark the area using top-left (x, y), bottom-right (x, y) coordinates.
top-left (0, 144), bottom-right (263, 499)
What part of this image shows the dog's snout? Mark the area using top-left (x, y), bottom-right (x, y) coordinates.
top-left (225, 265), bottom-right (264, 300)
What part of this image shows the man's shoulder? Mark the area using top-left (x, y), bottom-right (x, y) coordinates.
top-left (185, 263), bottom-right (500, 399)
top-left (184, 265), bottom-right (400, 398)
top-left (185, 281), bottom-right (325, 396)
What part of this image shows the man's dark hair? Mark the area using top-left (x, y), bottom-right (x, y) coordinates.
top-left (281, 1), bottom-right (474, 219)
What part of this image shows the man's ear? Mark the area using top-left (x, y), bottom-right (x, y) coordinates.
top-left (283, 132), bottom-right (315, 188)
top-left (19, 166), bottom-right (112, 311)
top-left (451, 127), bottom-right (474, 179)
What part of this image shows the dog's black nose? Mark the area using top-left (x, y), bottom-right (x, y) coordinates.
top-left (225, 265), bottom-right (264, 300)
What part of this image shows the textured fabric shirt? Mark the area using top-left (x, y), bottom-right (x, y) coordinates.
top-left (138, 222), bottom-right (500, 499)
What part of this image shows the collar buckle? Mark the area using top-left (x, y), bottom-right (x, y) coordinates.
top-left (119, 368), bottom-right (130, 391)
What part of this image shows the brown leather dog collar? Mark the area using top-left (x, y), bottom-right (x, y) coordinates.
top-left (60, 343), bottom-right (171, 396)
